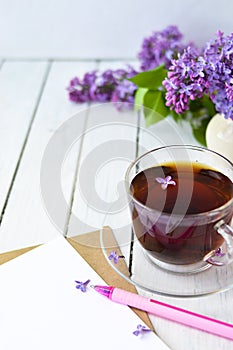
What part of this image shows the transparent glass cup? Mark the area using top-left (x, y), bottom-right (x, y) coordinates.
top-left (125, 145), bottom-right (233, 274)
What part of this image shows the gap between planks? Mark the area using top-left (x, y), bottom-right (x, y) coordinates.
top-left (0, 61), bottom-right (52, 225)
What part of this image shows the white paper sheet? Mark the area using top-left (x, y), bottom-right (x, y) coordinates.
top-left (0, 236), bottom-right (170, 349)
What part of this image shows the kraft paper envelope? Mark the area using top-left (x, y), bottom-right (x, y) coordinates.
top-left (0, 233), bottom-right (172, 350)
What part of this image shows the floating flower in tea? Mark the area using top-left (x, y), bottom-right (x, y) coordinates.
top-left (155, 175), bottom-right (176, 190)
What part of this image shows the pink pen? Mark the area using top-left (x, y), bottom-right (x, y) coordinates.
top-left (93, 285), bottom-right (233, 341)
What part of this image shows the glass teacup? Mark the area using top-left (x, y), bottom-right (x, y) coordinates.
top-left (125, 145), bottom-right (233, 273)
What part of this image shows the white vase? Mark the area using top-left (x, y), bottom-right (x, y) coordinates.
top-left (206, 113), bottom-right (233, 163)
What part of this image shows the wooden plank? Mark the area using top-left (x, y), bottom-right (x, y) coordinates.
top-left (0, 61), bottom-right (97, 253)
top-left (66, 61), bottom-right (139, 260)
top-left (0, 61), bottom-right (49, 217)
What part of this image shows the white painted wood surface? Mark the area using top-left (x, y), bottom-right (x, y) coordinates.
top-left (66, 61), bottom-right (139, 259)
top-left (0, 61), bottom-right (97, 252)
top-left (0, 61), bottom-right (48, 215)
top-left (0, 59), bottom-right (233, 350)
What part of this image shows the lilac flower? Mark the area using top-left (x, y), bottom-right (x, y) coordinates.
top-left (133, 324), bottom-right (151, 336)
top-left (163, 46), bottom-right (206, 114)
top-left (111, 67), bottom-right (137, 109)
top-left (138, 25), bottom-right (195, 70)
top-left (67, 72), bottom-right (97, 103)
top-left (75, 279), bottom-right (91, 292)
top-left (163, 30), bottom-right (233, 120)
top-left (111, 79), bottom-right (137, 110)
top-left (108, 251), bottom-right (125, 264)
top-left (155, 175), bottom-right (176, 190)
top-left (225, 81), bottom-right (233, 102)
top-left (203, 31), bottom-right (233, 120)
top-left (67, 27), bottom-right (233, 126)
top-left (89, 69), bottom-right (117, 102)
top-left (67, 66), bottom-right (137, 107)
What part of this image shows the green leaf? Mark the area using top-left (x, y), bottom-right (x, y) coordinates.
top-left (200, 94), bottom-right (216, 116)
top-left (170, 110), bottom-right (182, 123)
top-left (191, 125), bottom-right (207, 146)
top-left (143, 90), bottom-right (169, 127)
top-left (134, 87), bottom-right (148, 111)
top-left (129, 65), bottom-right (167, 90)
top-left (186, 96), bottom-right (216, 145)
top-left (190, 113), bottom-right (212, 146)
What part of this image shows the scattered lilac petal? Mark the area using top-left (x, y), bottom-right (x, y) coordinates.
top-left (155, 175), bottom-right (176, 190)
top-left (133, 324), bottom-right (151, 336)
top-left (75, 279), bottom-right (91, 292)
top-left (214, 247), bottom-right (225, 257)
top-left (108, 251), bottom-right (125, 264)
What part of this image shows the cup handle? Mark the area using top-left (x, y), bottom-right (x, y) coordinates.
top-left (204, 220), bottom-right (233, 266)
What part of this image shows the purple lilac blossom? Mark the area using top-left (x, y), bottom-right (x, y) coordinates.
top-left (67, 26), bottom-right (193, 109)
top-left (67, 66), bottom-right (137, 108)
top-left (138, 25), bottom-right (194, 70)
top-left (163, 30), bottom-right (233, 120)
top-left (111, 79), bottom-right (136, 110)
top-left (203, 30), bottom-right (233, 120)
top-left (225, 81), bottom-right (233, 102)
top-left (67, 72), bottom-right (97, 103)
top-left (163, 46), bottom-right (205, 114)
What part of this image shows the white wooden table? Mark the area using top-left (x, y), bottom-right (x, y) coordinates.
top-left (0, 59), bottom-right (233, 350)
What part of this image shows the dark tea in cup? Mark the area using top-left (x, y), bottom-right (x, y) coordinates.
top-left (126, 146), bottom-right (233, 273)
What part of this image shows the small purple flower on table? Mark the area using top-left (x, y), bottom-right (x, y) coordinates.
top-left (108, 251), bottom-right (125, 264)
top-left (75, 279), bottom-right (91, 292)
top-left (155, 175), bottom-right (176, 190)
top-left (133, 324), bottom-right (151, 336)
